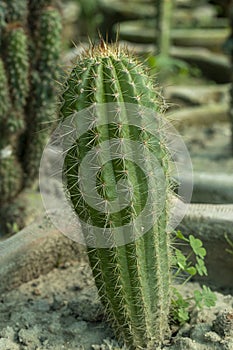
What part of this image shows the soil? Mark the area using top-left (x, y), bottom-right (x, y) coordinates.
top-left (0, 259), bottom-right (233, 350)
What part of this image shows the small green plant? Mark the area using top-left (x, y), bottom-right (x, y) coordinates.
top-left (6, 222), bottom-right (20, 235)
top-left (146, 55), bottom-right (201, 83)
top-left (171, 230), bottom-right (217, 325)
top-left (225, 233), bottom-right (233, 255)
top-left (174, 231), bottom-right (207, 279)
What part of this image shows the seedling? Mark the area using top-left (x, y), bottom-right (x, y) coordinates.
top-left (171, 230), bottom-right (216, 325)
top-left (225, 233), bottom-right (233, 255)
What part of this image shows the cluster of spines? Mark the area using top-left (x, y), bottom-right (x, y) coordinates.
top-left (61, 43), bottom-right (172, 349)
top-left (61, 44), bottom-right (166, 116)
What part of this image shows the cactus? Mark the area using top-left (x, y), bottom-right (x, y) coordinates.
top-left (4, 0), bottom-right (28, 23)
top-left (0, 58), bottom-right (11, 140)
top-left (0, 25), bottom-right (27, 208)
top-left (21, 6), bottom-right (62, 185)
top-left (60, 42), bottom-right (173, 349)
top-left (0, 0), bottom-right (61, 234)
top-left (0, 151), bottom-right (23, 205)
top-left (0, 2), bottom-right (6, 36)
top-left (3, 26), bottom-right (29, 134)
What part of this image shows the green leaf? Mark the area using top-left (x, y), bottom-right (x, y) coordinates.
top-left (147, 55), bottom-right (157, 71)
top-left (171, 288), bottom-right (190, 325)
top-left (201, 285), bottom-right (217, 308)
top-left (193, 286), bottom-right (217, 309)
top-left (189, 235), bottom-right (206, 258)
top-left (172, 288), bottom-right (189, 306)
top-left (193, 289), bottom-right (203, 308)
top-left (225, 233), bottom-right (233, 255)
top-left (186, 266), bottom-right (197, 276)
top-left (175, 249), bottom-right (187, 270)
top-left (195, 257), bottom-right (207, 276)
top-left (177, 308), bottom-right (190, 323)
top-left (176, 230), bottom-right (188, 242)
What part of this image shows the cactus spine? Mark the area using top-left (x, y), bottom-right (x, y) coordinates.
top-left (61, 43), bottom-right (172, 348)
top-left (0, 0), bottom-right (61, 234)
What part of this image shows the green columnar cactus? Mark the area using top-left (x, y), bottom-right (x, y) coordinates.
top-left (0, 57), bottom-right (23, 205)
top-left (27, 0), bottom-right (56, 39)
top-left (22, 6), bottom-right (62, 184)
top-left (29, 0), bottom-right (53, 14)
top-left (4, 26), bottom-right (29, 133)
top-left (0, 4), bottom-right (29, 233)
top-left (0, 0), bottom-right (61, 234)
top-left (4, 0), bottom-right (28, 23)
top-left (0, 152), bottom-right (23, 205)
top-left (0, 58), bottom-right (11, 140)
top-left (0, 2), bottom-right (6, 35)
top-left (0, 21), bottom-right (29, 209)
top-left (61, 43), bottom-right (172, 349)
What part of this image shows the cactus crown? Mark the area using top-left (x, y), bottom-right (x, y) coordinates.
top-left (61, 41), bottom-right (167, 116)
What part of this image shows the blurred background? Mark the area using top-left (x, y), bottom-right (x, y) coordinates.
top-left (61, 0), bottom-right (231, 83)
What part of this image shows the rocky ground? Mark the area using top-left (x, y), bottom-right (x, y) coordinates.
top-left (183, 121), bottom-right (233, 174)
top-left (0, 259), bottom-right (232, 350)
